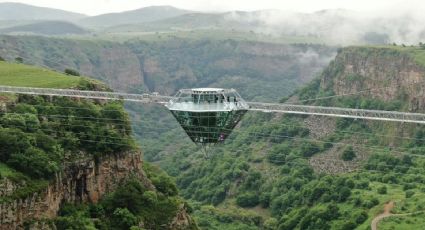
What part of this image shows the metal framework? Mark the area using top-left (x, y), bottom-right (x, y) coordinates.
top-left (0, 85), bottom-right (172, 104)
top-left (0, 85), bottom-right (424, 124)
top-left (247, 102), bottom-right (425, 124)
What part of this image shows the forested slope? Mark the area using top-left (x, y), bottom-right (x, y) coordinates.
top-left (148, 46), bottom-right (425, 229)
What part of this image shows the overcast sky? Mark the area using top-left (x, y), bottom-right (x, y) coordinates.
top-left (0, 0), bottom-right (421, 15)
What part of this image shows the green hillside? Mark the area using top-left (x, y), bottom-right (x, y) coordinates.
top-left (0, 61), bottom-right (81, 88)
top-left (79, 5), bottom-right (192, 28)
top-left (0, 21), bottom-right (88, 35)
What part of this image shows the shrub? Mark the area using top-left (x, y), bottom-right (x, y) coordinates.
top-left (64, 68), bottom-right (81, 76)
top-left (377, 186), bottom-right (387, 194)
top-left (338, 186), bottom-right (351, 202)
top-left (142, 191), bottom-right (158, 206)
top-left (341, 146), bottom-right (356, 161)
top-left (151, 174), bottom-right (178, 196)
top-left (299, 142), bottom-right (321, 157)
top-left (55, 212), bottom-right (96, 230)
top-left (0, 56), bottom-right (4, 61)
top-left (236, 192), bottom-right (259, 207)
top-left (7, 147), bottom-right (59, 179)
top-left (405, 190), bottom-right (415, 198)
top-left (111, 208), bottom-right (138, 230)
top-left (15, 57), bottom-right (23, 63)
top-left (102, 179), bottom-right (145, 214)
top-left (353, 210), bottom-right (368, 224)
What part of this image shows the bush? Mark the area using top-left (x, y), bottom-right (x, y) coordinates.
top-left (338, 186), bottom-right (351, 202)
top-left (341, 146), bottom-right (356, 161)
top-left (151, 175), bottom-right (178, 196)
top-left (64, 68), bottom-right (81, 76)
top-left (142, 191), bottom-right (158, 206)
top-left (111, 208), bottom-right (139, 230)
top-left (299, 142), bottom-right (321, 157)
top-left (102, 179), bottom-right (146, 214)
top-left (236, 192), bottom-right (259, 207)
top-left (353, 210), bottom-right (368, 224)
top-left (377, 186), bottom-right (387, 194)
top-left (7, 147), bottom-right (60, 179)
top-left (405, 190), bottom-right (415, 198)
top-left (15, 57), bottom-right (23, 63)
top-left (0, 56), bottom-right (4, 61)
top-left (55, 212), bottom-right (96, 230)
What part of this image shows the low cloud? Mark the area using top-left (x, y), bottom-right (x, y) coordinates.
top-left (225, 8), bottom-right (425, 45)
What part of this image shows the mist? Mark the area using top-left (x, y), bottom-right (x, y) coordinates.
top-left (225, 7), bottom-right (425, 45)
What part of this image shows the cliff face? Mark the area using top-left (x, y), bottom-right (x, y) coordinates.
top-left (0, 36), bottom-right (144, 91)
top-left (0, 36), bottom-right (336, 100)
top-left (321, 47), bottom-right (425, 111)
top-left (0, 152), bottom-right (145, 229)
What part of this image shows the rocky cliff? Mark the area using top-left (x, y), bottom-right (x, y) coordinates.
top-left (0, 35), bottom-right (335, 100)
top-left (0, 36), bottom-right (144, 91)
top-left (0, 151), bottom-right (195, 230)
top-left (320, 47), bottom-right (425, 111)
top-left (0, 152), bottom-right (141, 229)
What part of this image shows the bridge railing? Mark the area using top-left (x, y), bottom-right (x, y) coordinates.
top-left (0, 85), bottom-right (424, 124)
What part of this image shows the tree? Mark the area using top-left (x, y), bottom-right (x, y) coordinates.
top-left (64, 68), bottom-right (81, 76)
top-left (0, 56), bottom-right (4, 61)
top-left (111, 208), bottom-right (138, 230)
top-left (341, 146), bottom-right (356, 161)
top-left (299, 142), bottom-right (321, 157)
top-left (405, 190), bottom-right (415, 198)
top-left (102, 179), bottom-right (145, 214)
top-left (55, 211), bottom-right (96, 230)
top-left (338, 186), bottom-right (351, 202)
top-left (377, 185), bottom-right (387, 194)
top-left (15, 57), bottom-right (23, 63)
top-left (236, 192), bottom-right (260, 207)
top-left (264, 218), bottom-right (278, 230)
top-left (353, 210), bottom-right (368, 224)
top-left (7, 147), bottom-right (59, 179)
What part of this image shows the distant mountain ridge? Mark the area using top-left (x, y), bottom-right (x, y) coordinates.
top-left (79, 5), bottom-right (193, 28)
top-left (0, 21), bottom-right (88, 35)
top-left (0, 2), bottom-right (86, 21)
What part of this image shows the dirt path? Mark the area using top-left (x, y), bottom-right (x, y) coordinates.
top-left (371, 201), bottom-right (394, 230)
top-left (371, 201), bottom-right (423, 230)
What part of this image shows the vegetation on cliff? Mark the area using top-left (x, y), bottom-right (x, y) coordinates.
top-left (0, 62), bottom-right (135, 203)
top-left (55, 163), bottom-right (196, 230)
top-left (0, 62), bottom-right (197, 229)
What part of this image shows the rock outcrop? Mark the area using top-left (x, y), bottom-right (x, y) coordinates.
top-left (0, 151), bottom-right (190, 229)
top-left (321, 47), bottom-right (425, 111)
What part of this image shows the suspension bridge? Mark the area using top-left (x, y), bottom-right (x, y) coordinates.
top-left (1, 85), bottom-right (424, 124)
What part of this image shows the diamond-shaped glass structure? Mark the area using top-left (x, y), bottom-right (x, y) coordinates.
top-left (165, 88), bottom-right (249, 144)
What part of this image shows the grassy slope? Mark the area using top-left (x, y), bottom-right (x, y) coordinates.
top-left (0, 162), bottom-right (17, 177)
top-left (379, 212), bottom-right (425, 229)
top-left (0, 61), bottom-right (81, 88)
top-left (357, 45), bottom-right (425, 67)
top-left (1, 61), bottom-right (63, 173)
